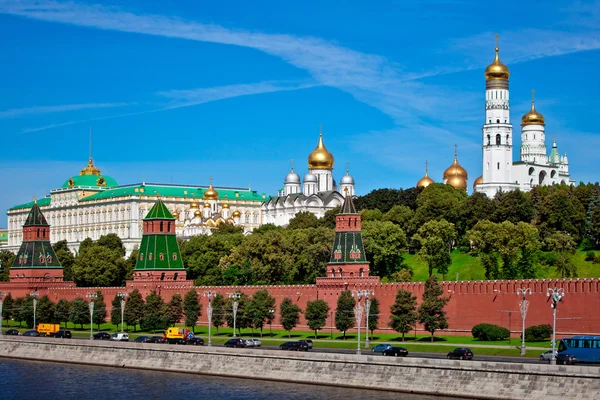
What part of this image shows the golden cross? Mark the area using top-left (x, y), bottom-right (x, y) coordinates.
top-left (345, 161), bottom-right (349, 173)
top-left (32, 196), bottom-right (37, 203)
top-left (319, 124), bottom-right (323, 135)
top-left (209, 177), bottom-right (213, 186)
top-left (291, 158), bottom-right (295, 171)
top-left (495, 34), bottom-right (499, 48)
top-left (531, 89), bottom-right (535, 102)
top-left (454, 143), bottom-right (458, 158)
top-left (425, 160), bottom-right (429, 173)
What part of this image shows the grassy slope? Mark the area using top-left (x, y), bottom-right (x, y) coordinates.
top-left (403, 250), bottom-right (599, 282)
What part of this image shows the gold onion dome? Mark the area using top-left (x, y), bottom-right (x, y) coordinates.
top-left (222, 203), bottom-right (230, 209)
top-left (203, 181), bottom-right (219, 200)
top-left (80, 157), bottom-right (101, 176)
top-left (190, 199), bottom-right (199, 209)
top-left (194, 209), bottom-right (202, 217)
top-left (484, 38), bottom-right (510, 81)
top-left (417, 161), bottom-right (434, 188)
top-left (232, 210), bottom-right (241, 218)
top-left (473, 175), bottom-right (483, 190)
top-left (443, 157), bottom-right (468, 180)
top-left (447, 175), bottom-right (468, 190)
top-left (308, 128), bottom-right (334, 169)
top-left (521, 91), bottom-right (545, 126)
top-left (204, 202), bottom-right (211, 208)
top-left (172, 211), bottom-right (180, 219)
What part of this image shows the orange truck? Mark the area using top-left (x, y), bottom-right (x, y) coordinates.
top-left (164, 327), bottom-right (192, 344)
top-left (37, 323), bottom-right (60, 336)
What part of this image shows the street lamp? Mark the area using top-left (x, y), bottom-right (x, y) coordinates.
top-left (30, 292), bottom-right (39, 331)
top-left (352, 289), bottom-right (373, 355)
top-left (0, 292), bottom-right (4, 335)
top-left (547, 287), bottom-right (565, 365)
top-left (87, 292), bottom-right (98, 340)
top-left (229, 293), bottom-right (241, 338)
top-left (516, 288), bottom-right (532, 356)
top-left (269, 308), bottom-right (275, 337)
top-left (117, 292), bottom-right (127, 333)
top-left (204, 291), bottom-right (214, 346)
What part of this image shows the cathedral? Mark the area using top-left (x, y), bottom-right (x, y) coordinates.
top-left (261, 128), bottom-right (355, 226)
top-left (417, 38), bottom-right (574, 195)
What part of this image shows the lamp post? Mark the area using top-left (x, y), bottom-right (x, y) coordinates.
top-left (117, 292), bottom-right (127, 333)
top-left (269, 308), bottom-right (275, 337)
top-left (0, 292), bottom-right (4, 335)
top-left (330, 311), bottom-right (333, 340)
top-left (229, 293), bottom-right (241, 338)
top-left (364, 291), bottom-right (374, 349)
top-left (547, 287), bottom-right (565, 365)
top-left (204, 291), bottom-right (214, 347)
top-left (30, 292), bottom-right (39, 331)
top-left (86, 292), bottom-right (98, 340)
top-left (352, 289), bottom-right (373, 355)
top-left (516, 288), bottom-right (532, 356)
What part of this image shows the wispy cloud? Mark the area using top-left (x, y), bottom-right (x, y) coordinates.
top-left (0, 102), bottom-right (131, 119)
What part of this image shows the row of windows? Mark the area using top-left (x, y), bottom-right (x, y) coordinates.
top-left (486, 134), bottom-right (511, 146)
top-left (563, 339), bottom-right (600, 349)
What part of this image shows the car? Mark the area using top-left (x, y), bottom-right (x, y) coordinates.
top-left (224, 338), bottom-right (246, 348)
top-left (447, 348), bottom-right (474, 360)
top-left (244, 339), bottom-right (255, 347)
top-left (93, 332), bottom-right (111, 340)
top-left (188, 337), bottom-right (204, 346)
top-left (111, 333), bottom-right (129, 341)
top-left (304, 339), bottom-right (313, 349)
top-left (297, 340), bottom-right (311, 351)
top-left (134, 336), bottom-right (151, 343)
top-left (23, 330), bottom-right (40, 337)
top-left (371, 344), bottom-right (392, 353)
top-left (279, 341), bottom-right (309, 351)
top-left (382, 346), bottom-right (409, 357)
top-left (247, 338), bottom-right (262, 347)
top-left (54, 330), bottom-right (72, 339)
top-left (148, 336), bottom-right (166, 344)
top-left (4, 329), bottom-right (21, 336)
top-left (556, 353), bottom-right (577, 365)
top-left (539, 350), bottom-right (557, 363)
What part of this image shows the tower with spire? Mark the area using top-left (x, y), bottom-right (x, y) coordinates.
top-left (10, 200), bottom-right (63, 282)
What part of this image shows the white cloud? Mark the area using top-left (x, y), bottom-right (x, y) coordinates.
top-left (0, 102), bottom-right (131, 119)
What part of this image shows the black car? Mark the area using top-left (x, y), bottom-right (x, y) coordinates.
top-left (556, 353), bottom-right (577, 365)
top-left (93, 332), bottom-right (111, 340)
top-left (5, 329), bottom-right (20, 336)
top-left (382, 346), bottom-right (409, 357)
top-left (23, 330), bottom-right (40, 337)
top-left (297, 340), bottom-right (311, 351)
top-left (148, 336), bottom-right (166, 344)
top-left (447, 348), bottom-right (474, 360)
top-left (134, 336), bottom-right (151, 343)
top-left (55, 330), bottom-right (72, 339)
top-left (188, 337), bottom-right (204, 346)
top-left (279, 341), bottom-right (309, 351)
top-left (224, 338), bottom-right (247, 348)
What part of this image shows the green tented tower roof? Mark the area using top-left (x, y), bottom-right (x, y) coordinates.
top-left (24, 202), bottom-right (49, 226)
top-left (144, 199), bottom-right (175, 220)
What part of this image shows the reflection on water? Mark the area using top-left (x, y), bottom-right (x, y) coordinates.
top-left (0, 358), bottom-right (457, 400)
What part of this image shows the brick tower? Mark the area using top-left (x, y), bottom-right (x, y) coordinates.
top-left (10, 200), bottom-right (63, 282)
top-left (133, 199), bottom-right (186, 281)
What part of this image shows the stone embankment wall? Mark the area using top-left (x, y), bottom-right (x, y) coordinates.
top-left (1, 338), bottom-right (599, 400)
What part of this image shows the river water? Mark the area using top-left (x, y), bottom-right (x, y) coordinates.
top-left (0, 358), bottom-right (457, 400)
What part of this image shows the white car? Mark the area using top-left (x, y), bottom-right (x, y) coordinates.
top-left (244, 339), bottom-right (255, 347)
top-left (248, 338), bottom-right (262, 347)
top-left (111, 333), bottom-right (129, 341)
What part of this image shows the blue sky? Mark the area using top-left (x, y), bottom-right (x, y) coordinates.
top-left (1, 0), bottom-right (600, 227)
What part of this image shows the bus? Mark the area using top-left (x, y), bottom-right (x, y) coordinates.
top-left (557, 336), bottom-right (600, 365)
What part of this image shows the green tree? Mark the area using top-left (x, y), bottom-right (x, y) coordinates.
top-left (389, 289), bottom-right (418, 341)
top-left (92, 291), bottom-right (107, 329)
top-left (544, 232), bottom-right (578, 278)
top-left (360, 209), bottom-right (384, 221)
top-left (462, 192), bottom-right (495, 231)
top-left (69, 297), bottom-right (89, 329)
top-left (124, 289), bottom-right (145, 331)
top-left (53, 299), bottom-right (70, 327)
top-left (492, 189), bottom-right (535, 224)
top-left (182, 233), bottom-right (243, 285)
top-left (1, 293), bottom-right (14, 321)
top-left (55, 248), bottom-right (75, 281)
top-left (590, 204), bottom-right (600, 249)
top-left (535, 189), bottom-right (586, 242)
top-left (183, 290), bottom-right (200, 333)
top-left (72, 245), bottom-right (121, 287)
top-left (79, 237), bottom-right (94, 252)
top-left (288, 211), bottom-right (320, 229)
top-left (0, 250), bottom-right (15, 282)
top-left (367, 297), bottom-right (380, 340)
top-left (211, 293), bottom-right (226, 334)
top-left (411, 184), bottom-right (467, 230)
top-left (21, 295), bottom-right (35, 328)
top-left (96, 233), bottom-right (126, 257)
top-left (13, 297), bottom-right (23, 327)
top-left (225, 292), bottom-right (252, 335)
top-left (165, 293), bottom-right (184, 327)
top-left (247, 289), bottom-right (276, 337)
top-left (279, 297), bottom-right (302, 338)
top-left (319, 207), bottom-right (341, 229)
top-left (418, 276), bottom-right (449, 341)
top-left (383, 205), bottom-right (414, 232)
top-left (412, 219), bottom-right (456, 279)
top-left (111, 294), bottom-right (124, 330)
top-left (140, 291), bottom-right (168, 333)
top-left (36, 295), bottom-right (55, 324)
top-left (362, 220), bottom-right (407, 278)
top-left (335, 290), bottom-right (355, 339)
top-left (305, 299), bottom-right (330, 339)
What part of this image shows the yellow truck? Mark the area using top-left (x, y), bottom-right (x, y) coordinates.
top-left (37, 323), bottom-right (60, 337)
top-left (164, 327), bottom-right (192, 344)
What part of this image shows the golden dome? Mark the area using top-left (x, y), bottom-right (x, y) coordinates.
top-left (417, 161), bottom-right (434, 188)
top-left (484, 38), bottom-right (510, 81)
top-left (172, 211), bottom-right (180, 219)
top-left (443, 154), bottom-right (468, 180)
top-left (232, 210), bottom-right (241, 218)
top-left (194, 209), bottom-right (201, 217)
top-left (222, 203), bottom-right (230, 209)
top-left (447, 175), bottom-right (468, 190)
top-left (521, 91), bottom-right (545, 126)
top-left (204, 202), bottom-right (211, 208)
top-left (190, 199), bottom-right (199, 209)
top-left (80, 157), bottom-right (101, 176)
top-left (203, 181), bottom-right (219, 200)
top-left (473, 175), bottom-right (483, 190)
top-left (308, 128), bottom-right (334, 170)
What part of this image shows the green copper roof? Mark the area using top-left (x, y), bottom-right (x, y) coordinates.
top-left (24, 202), bottom-right (49, 226)
top-left (0, 231), bottom-right (8, 243)
top-left (341, 196), bottom-right (357, 214)
top-left (145, 199), bottom-right (175, 220)
top-left (329, 232), bottom-right (367, 264)
top-left (61, 174), bottom-right (118, 189)
top-left (11, 241), bottom-right (62, 269)
top-left (9, 197), bottom-right (51, 211)
top-left (135, 234), bottom-right (185, 270)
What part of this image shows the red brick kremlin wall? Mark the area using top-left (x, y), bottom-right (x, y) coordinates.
top-left (1, 278), bottom-right (598, 337)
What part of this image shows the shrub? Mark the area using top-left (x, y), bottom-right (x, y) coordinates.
top-left (524, 324), bottom-right (552, 342)
top-left (585, 251), bottom-right (596, 262)
top-left (594, 255), bottom-right (600, 265)
top-left (471, 323), bottom-right (510, 341)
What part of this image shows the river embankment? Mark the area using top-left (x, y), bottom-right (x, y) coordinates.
top-left (0, 337), bottom-right (598, 399)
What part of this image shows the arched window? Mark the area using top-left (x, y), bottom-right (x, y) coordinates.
top-left (172, 253), bottom-right (178, 261)
top-left (160, 221), bottom-right (164, 232)
top-left (496, 134), bottom-right (501, 145)
top-left (497, 162), bottom-right (500, 170)
top-left (506, 134), bottom-right (509, 144)
top-left (148, 253), bottom-right (153, 261)
top-left (159, 253), bottom-right (164, 261)
top-left (496, 119), bottom-right (500, 123)
top-left (487, 135), bottom-right (491, 145)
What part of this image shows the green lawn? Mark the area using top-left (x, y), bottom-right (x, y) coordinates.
top-left (403, 250), bottom-right (599, 281)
